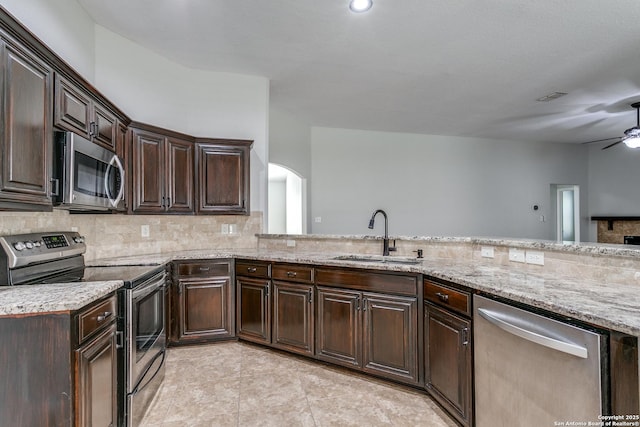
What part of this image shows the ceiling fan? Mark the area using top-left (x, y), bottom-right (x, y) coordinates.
top-left (582, 102), bottom-right (640, 150)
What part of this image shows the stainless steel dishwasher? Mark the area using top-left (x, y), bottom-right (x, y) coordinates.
top-left (474, 295), bottom-right (607, 427)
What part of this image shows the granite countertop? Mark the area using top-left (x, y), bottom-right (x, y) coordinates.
top-left (0, 280), bottom-right (123, 316)
top-left (3, 248), bottom-right (639, 337)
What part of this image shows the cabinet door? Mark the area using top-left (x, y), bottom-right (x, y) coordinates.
top-left (92, 103), bottom-right (117, 150)
top-left (178, 277), bottom-right (233, 341)
top-left (236, 277), bottom-right (271, 344)
top-left (166, 137), bottom-right (194, 213)
top-left (76, 323), bottom-right (117, 427)
top-left (54, 74), bottom-right (91, 137)
top-left (272, 281), bottom-right (314, 356)
top-left (0, 39), bottom-right (52, 209)
top-left (196, 143), bottom-right (249, 214)
top-left (316, 287), bottom-right (361, 368)
top-left (363, 293), bottom-right (418, 384)
top-left (425, 303), bottom-right (472, 427)
top-left (131, 131), bottom-right (165, 212)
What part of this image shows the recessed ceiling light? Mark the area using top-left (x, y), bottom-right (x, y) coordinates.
top-left (349, 0), bottom-right (373, 13)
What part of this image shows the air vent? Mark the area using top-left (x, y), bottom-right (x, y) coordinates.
top-left (536, 92), bottom-right (568, 102)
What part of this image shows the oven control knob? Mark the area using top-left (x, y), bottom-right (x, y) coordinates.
top-left (13, 241), bottom-right (26, 251)
top-left (73, 236), bottom-right (85, 243)
top-left (25, 241), bottom-right (34, 249)
top-left (34, 241), bottom-right (42, 247)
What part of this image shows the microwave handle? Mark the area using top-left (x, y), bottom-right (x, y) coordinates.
top-left (105, 154), bottom-right (125, 208)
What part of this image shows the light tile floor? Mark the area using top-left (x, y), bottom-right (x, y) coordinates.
top-left (140, 341), bottom-right (457, 427)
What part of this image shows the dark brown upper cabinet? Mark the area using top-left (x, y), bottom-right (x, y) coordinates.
top-left (130, 124), bottom-right (194, 214)
top-left (195, 139), bottom-right (252, 215)
top-left (0, 34), bottom-right (53, 211)
top-left (54, 74), bottom-right (117, 150)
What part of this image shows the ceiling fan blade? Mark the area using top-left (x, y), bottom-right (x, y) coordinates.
top-left (602, 140), bottom-right (623, 150)
top-left (581, 136), bottom-right (622, 145)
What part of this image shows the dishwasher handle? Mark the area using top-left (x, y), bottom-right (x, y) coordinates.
top-left (477, 307), bottom-right (588, 359)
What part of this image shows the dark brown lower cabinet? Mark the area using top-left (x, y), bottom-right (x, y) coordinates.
top-left (425, 302), bottom-right (472, 427)
top-left (170, 260), bottom-right (234, 345)
top-left (316, 286), bottom-right (419, 385)
top-left (363, 293), bottom-right (418, 382)
top-left (75, 323), bottom-right (118, 427)
top-left (178, 277), bottom-right (233, 341)
top-left (236, 276), bottom-right (271, 344)
top-left (0, 293), bottom-right (118, 426)
top-left (272, 280), bottom-right (314, 356)
top-left (317, 287), bottom-right (361, 367)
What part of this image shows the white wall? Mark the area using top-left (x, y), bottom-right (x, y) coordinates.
top-left (310, 127), bottom-right (589, 240)
top-left (268, 179), bottom-right (286, 234)
top-left (269, 107), bottom-right (312, 228)
top-left (93, 26), bottom-right (270, 215)
top-left (0, 0), bottom-right (95, 81)
top-left (269, 107), bottom-right (312, 179)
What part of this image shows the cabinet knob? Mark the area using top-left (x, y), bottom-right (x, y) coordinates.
top-left (247, 267), bottom-right (257, 273)
top-left (286, 271), bottom-right (297, 278)
top-left (435, 292), bottom-right (449, 303)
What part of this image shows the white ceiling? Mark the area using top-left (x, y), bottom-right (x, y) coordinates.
top-left (77, 0), bottom-right (640, 144)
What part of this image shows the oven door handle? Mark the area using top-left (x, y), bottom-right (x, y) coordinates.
top-left (131, 273), bottom-right (166, 300)
top-left (132, 349), bottom-right (166, 394)
top-left (105, 154), bottom-right (125, 208)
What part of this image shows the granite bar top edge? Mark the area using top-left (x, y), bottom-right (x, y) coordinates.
top-left (256, 234), bottom-right (640, 258)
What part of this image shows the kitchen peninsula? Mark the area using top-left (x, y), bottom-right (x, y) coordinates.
top-left (2, 233), bottom-right (638, 426)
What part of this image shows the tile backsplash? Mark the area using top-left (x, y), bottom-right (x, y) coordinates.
top-left (0, 210), bottom-right (262, 261)
top-left (597, 220), bottom-right (640, 244)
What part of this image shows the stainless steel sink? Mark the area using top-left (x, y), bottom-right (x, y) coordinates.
top-left (331, 255), bottom-right (423, 265)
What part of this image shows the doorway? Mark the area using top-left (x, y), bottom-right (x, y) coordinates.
top-left (555, 185), bottom-right (580, 243)
top-left (268, 163), bottom-right (307, 234)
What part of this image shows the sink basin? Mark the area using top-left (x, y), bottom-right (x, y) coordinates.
top-left (332, 255), bottom-right (423, 265)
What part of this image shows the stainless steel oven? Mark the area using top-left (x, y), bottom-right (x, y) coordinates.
top-left (122, 268), bottom-right (166, 427)
top-left (52, 131), bottom-right (125, 210)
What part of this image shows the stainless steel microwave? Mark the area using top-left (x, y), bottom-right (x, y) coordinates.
top-left (52, 132), bottom-right (125, 210)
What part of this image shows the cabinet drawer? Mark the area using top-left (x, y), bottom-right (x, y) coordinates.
top-left (236, 261), bottom-right (271, 278)
top-left (78, 294), bottom-right (117, 343)
top-left (316, 268), bottom-right (417, 297)
top-left (177, 260), bottom-right (230, 277)
top-left (424, 280), bottom-right (471, 316)
top-left (272, 264), bottom-right (314, 283)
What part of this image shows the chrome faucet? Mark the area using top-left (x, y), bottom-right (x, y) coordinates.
top-left (368, 209), bottom-right (396, 256)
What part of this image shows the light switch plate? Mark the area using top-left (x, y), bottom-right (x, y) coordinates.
top-left (141, 225), bottom-right (150, 238)
top-left (508, 248), bottom-right (525, 263)
top-left (221, 224), bottom-right (229, 234)
top-left (525, 250), bottom-right (544, 266)
top-left (480, 246), bottom-right (494, 258)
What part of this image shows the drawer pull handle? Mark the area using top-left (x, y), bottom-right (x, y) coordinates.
top-left (199, 267), bottom-right (210, 271)
top-left (286, 271), bottom-right (297, 277)
top-left (462, 327), bottom-right (469, 346)
top-left (97, 311), bottom-right (112, 322)
top-left (435, 292), bottom-right (449, 303)
top-left (247, 267), bottom-right (257, 273)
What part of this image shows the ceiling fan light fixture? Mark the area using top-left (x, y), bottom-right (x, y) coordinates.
top-left (623, 136), bottom-right (640, 148)
top-left (349, 0), bottom-right (373, 13)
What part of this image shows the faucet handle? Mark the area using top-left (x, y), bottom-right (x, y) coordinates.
top-left (413, 249), bottom-right (424, 258)
top-left (388, 239), bottom-right (397, 252)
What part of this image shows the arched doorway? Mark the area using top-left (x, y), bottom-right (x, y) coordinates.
top-left (268, 163), bottom-right (306, 234)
